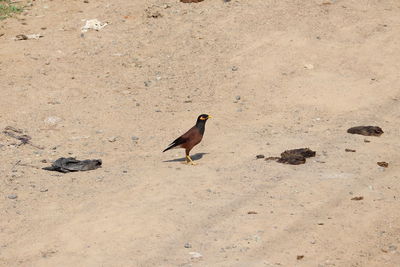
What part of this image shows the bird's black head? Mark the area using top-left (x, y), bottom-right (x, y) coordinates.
top-left (196, 114), bottom-right (212, 123)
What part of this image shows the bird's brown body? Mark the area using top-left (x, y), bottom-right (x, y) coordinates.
top-left (163, 114), bottom-right (211, 164)
top-left (179, 125), bottom-right (204, 155)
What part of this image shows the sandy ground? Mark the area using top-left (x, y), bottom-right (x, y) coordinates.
top-left (1, 0), bottom-right (400, 266)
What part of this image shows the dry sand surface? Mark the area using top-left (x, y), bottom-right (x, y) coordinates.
top-left (1, 0), bottom-right (400, 266)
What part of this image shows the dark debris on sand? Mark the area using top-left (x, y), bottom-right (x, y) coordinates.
top-left (43, 157), bottom-right (102, 173)
top-left (3, 126), bottom-right (44, 149)
top-left (265, 148), bottom-right (316, 165)
top-left (347, 126), bottom-right (383, 136)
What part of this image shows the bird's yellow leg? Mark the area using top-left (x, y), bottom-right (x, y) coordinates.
top-left (186, 155), bottom-right (197, 165)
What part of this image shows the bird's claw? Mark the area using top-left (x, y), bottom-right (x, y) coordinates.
top-left (186, 156), bottom-right (197, 165)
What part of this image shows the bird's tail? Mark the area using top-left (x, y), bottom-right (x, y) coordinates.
top-left (163, 137), bottom-right (185, 152)
top-left (163, 146), bottom-right (172, 152)
top-left (163, 143), bottom-right (176, 152)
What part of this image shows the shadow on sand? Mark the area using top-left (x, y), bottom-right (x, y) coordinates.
top-left (163, 152), bottom-right (209, 163)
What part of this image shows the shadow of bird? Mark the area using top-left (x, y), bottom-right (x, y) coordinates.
top-left (163, 152), bottom-right (209, 163)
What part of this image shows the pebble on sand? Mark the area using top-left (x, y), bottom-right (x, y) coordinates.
top-left (8, 194), bottom-right (18, 199)
top-left (189, 252), bottom-right (202, 259)
top-left (108, 136), bottom-right (118, 142)
top-left (304, 64), bottom-right (314, 70)
top-left (44, 116), bottom-right (62, 125)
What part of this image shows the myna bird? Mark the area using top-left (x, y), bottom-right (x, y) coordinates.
top-left (163, 114), bottom-right (212, 165)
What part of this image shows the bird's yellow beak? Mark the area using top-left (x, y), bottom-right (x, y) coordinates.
top-left (208, 115), bottom-right (212, 119)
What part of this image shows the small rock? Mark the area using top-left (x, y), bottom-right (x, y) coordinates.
top-left (83, 0), bottom-right (89, 3)
top-left (297, 255), bottom-right (304, 260)
top-left (189, 252), bottom-right (202, 259)
top-left (8, 194), bottom-right (18, 199)
top-left (377, 161), bottom-right (388, 168)
top-left (131, 136), bottom-right (139, 142)
top-left (44, 116), bottom-right (61, 125)
top-left (388, 245), bottom-right (397, 251)
top-left (15, 34), bottom-right (43, 41)
top-left (108, 136), bottom-right (118, 142)
top-left (304, 64), bottom-right (314, 70)
top-left (235, 95), bottom-right (241, 101)
top-left (256, 154), bottom-right (265, 159)
top-left (70, 135), bottom-right (90, 140)
top-left (40, 188), bottom-right (48, 192)
top-left (247, 211), bottom-right (258, 214)
top-left (146, 11), bottom-right (162, 18)
top-left (231, 66), bottom-right (238, 71)
top-left (351, 196), bottom-right (364, 201)
top-left (368, 185), bottom-right (374, 190)
top-left (81, 19), bottom-right (108, 33)
top-left (184, 243), bottom-right (192, 248)
top-left (345, 148), bottom-right (356, 152)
